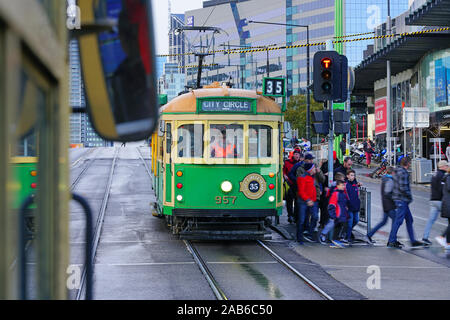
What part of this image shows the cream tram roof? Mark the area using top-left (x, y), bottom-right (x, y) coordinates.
top-left (160, 86), bottom-right (282, 114)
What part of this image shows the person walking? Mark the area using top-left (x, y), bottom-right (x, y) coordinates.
top-left (344, 169), bottom-right (360, 243)
top-left (422, 160), bottom-right (448, 244)
top-left (387, 157), bottom-right (425, 248)
top-left (283, 149), bottom-right (301, 223)
top-left (446, 142), bottom-right (450, 161)
top-left (296, 163), bottom-right (318, 244)
top-left (435, 165), bottom-right (450, 250)
top-left (363, 139), bottom-right (373, 168)
top-left (366, 167), bottom-right (396, 243)
top-left (319, 180), bottom-right (349, 248)
top-left (340, 137), bottom-right (347, 157)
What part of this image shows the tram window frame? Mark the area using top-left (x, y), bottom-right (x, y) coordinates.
top-left (12, 54), bottom-right (52, 159)
top-left (248, 125), bottom-right (272, 158)
top-left (177, 123), bottom-right (204, 159)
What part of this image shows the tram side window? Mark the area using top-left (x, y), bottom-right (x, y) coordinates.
top-left (166, 123), bottom-right (172, 154)
top-left (249, 125), bottom-right (272, 158)
top-left (210, 124), bottom-right (243, 159)
top-left (16, 131), bottom-right (37, 157)
top-left (177, 124), bottom-right (204, 158)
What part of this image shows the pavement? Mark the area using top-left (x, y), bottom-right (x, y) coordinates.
top-left (270, 166), bottom-right (450, 300)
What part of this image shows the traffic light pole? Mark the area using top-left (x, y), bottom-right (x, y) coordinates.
top-left (327, 100), bottom-right (334, 187)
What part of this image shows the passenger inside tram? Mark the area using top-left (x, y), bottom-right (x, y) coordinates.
top-left (210, 129), bottom-right (238, 158)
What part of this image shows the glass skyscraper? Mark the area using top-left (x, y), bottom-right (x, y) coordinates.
top-left (345, 1), bottom-right (409, 67)
top-left (181, 0), bottom-right (409, 96)
top-left (68, 40), bottom-right (112, 147)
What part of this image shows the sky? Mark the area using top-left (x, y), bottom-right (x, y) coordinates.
top-left (151, 0), bottom-right (204, 54)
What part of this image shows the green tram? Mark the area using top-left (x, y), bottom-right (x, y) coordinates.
top-left (151, 84), bottom-right (285, 240)
top-left (10, 133), bottom-right (38, 237)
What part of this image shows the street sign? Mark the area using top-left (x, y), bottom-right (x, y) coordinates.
top-left (262, 77), bottom-right (286, 97)
top-left (402, 108), bottom-right (430, 128)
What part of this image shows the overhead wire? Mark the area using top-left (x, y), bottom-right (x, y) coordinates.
top-left (157, 26), bottom-right (450, 58)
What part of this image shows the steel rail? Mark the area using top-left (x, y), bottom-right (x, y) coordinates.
top-left (257, 240), bottom-right (334, 300)
top-left (70, 148), bottom-right (100, 190)
top-left (70, 147), bottom-right (96, 168)
top-left (184, 240), bottom-right (228, 301)
top-left (76, 147), bottom-right (119, 300)
top-left (136, 147), bottom-right (154, 187)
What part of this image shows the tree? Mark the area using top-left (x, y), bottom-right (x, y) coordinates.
top-left (285, 94), bottom-right (325, 139)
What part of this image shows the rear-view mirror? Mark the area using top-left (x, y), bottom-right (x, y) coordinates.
top-left (77, 0), bottom-right (159, 142)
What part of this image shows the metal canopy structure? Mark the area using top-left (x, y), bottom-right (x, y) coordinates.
top-left (406, 0), bottom-right (450, 27)
top-left (353, 33), bottom-right (450, 96)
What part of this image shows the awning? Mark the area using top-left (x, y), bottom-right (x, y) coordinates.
top-left (406, 0), bottom-right (450, 27)
top-left (353, 33), bottom-right (450, 96)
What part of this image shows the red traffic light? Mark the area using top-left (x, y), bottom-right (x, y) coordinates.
top-left (321, 58), bottom-right (332, 69)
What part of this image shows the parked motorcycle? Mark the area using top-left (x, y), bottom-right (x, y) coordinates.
top-left (350, 142), bottom-right (365, 164)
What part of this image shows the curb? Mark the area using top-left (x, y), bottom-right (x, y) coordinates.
top-left (269, 224), bottom-right (295, 240)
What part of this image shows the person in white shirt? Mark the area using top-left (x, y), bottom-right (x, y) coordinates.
top-left (446, 142), bottom-right (450, 161)
top-left (301, 138), bottom-right (311, 151)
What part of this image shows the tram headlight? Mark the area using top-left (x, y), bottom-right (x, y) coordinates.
top-left (176, 195), bottom-right (183, 202)
top-left (221, 181), bottom-right (233, 193)
top-left (268, 196), bottom-right (275, 202)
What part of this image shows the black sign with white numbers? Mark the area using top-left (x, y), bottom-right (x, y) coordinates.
top-left (263, 77), bottom-right (286, 97)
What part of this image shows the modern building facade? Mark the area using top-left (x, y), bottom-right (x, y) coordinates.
top-left (168, 13), bottom-right (187, 71)
top-left (182, 0), bottom-right (409, 97)
top-left (354, 0), bottom-right (450, 161)
top-left (68, 40), bottom-right (112, 147)
top-left (159, 62), bottom-right (186, 102)
top-left (345, 0), bottom-right (409, 67)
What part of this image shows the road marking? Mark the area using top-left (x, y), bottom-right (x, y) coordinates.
top-left (70, 240), bottom-right (159, 245)
top-left (304, 264), bottom-right (448, 269)
top-left (95, 262), bottom-right (195, 266)
top-left (207, 261), bottom-right (278, 265)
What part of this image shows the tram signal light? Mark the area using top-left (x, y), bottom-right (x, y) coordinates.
top-left (313, 51), bottom-right (348, 103)
top-left (334, 110), bottom-right (351, 134)
top-left (312, 110), bottom-right (330, 135)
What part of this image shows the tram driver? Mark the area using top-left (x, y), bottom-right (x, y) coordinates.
top-left (211, 129), bottom-right (237, 158)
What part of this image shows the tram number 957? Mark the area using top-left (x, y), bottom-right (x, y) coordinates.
top-left (215, 196), bottom-right (237, 204)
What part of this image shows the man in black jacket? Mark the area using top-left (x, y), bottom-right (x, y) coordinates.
top-left (388, 157), bottom-right (425, 248)
top-left (365, 167), bottom-right (396, 243)
top-left (334, 156), bottom-right (353, 178)
top-left (422, 160), bottom-right (448, 244)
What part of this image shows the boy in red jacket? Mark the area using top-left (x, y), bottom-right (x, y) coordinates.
top-left (296, 163), bottom-right (318, 244)
top-left (319, 180), bottom-right (350, 248)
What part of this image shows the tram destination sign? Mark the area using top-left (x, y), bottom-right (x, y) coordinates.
top-left (200, 99), bottom-right (253, 113)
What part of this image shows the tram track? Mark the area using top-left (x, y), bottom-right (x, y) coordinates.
top-left (184, 240), bottom-right (334, 300)
top-left (70, 147), bottom-right (96, 169)
top-left (256, 240), bottom-right (334, 300)
top-left (71, 147), bottom-right (119, 300)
